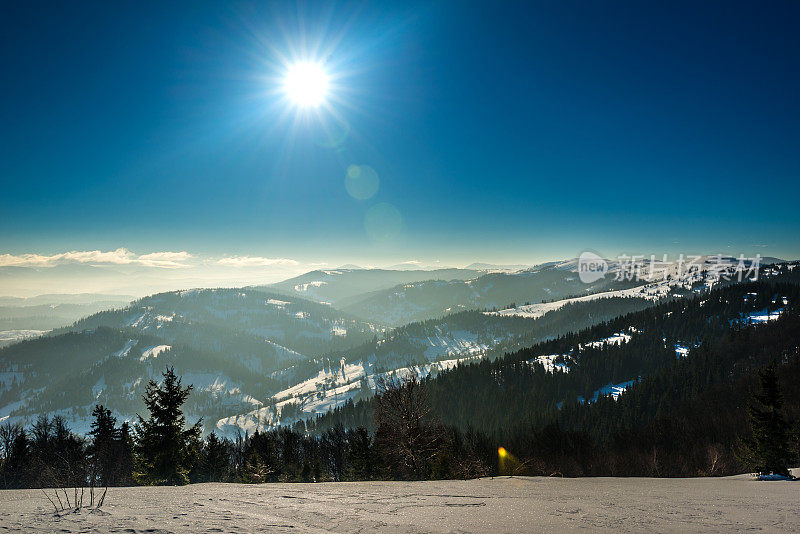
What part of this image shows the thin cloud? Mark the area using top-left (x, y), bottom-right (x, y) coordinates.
top-left (0, 248), bottom-right (193, 269)
top-left (137, 251), bottom-right (194, 268)
top-left (0, 249), bottom-right (304, 270)
top-left (215, 256), bottom-right (300, 267)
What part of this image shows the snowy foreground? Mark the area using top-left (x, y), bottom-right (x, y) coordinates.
top-left (0, 474), bottom-right (798, 533)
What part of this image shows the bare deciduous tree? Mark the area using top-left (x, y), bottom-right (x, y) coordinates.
top-left (374, 374), bottom-right (443, 480)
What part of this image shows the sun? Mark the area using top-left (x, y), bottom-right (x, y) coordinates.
top-left (284, 61), bottom-right (329, 107)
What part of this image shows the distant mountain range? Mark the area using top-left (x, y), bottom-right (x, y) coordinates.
top-left (464, 262), bottom-right (532, 271)
top-left (0, 293), bottom-right (133, 346)
top-left (0, 257), bottom-right (795, 441)
top-left (265, 263), bottom-right (641, 326)
top-left (0, 293), bottom-right (133, 306)
top-left (274, 256), bottom-right (787, 326)
top-left (263, 268), bottom-right (483, 304)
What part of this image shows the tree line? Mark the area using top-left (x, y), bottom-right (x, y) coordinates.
top-left (0, 368), bottom-right (498, 487)
top-left (2, 330), bottom-right (797, 488)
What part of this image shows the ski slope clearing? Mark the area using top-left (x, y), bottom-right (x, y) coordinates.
top-left (488, 256), bottom-right (791, 320)
top-left (216, 356), bottom-right (476, 435)
top-left (488, 283), bottom-right (670, 319)
top-left (1, 473), bottom-right (797, 533)
top-left (529, 353), bottom-right (572, 373)
top-left (579, 379), bottom-right (639, 403)
top-left (0, 329), bottom-right (47, 348)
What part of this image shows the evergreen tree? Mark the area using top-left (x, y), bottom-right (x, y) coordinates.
top-left (89, 404), bottom-right (117, 486)
top-left (739, 363), bottom-right (794, 477)
top-left (346, 426), bottom-right (374, 480)
top-left (134, 367), bottom-right (202, 485)
top-left (116, 421), bottom-right (135, 486)
top-left (0, 424), bottom-right (29, 489)
top-left (198, 432), bottom-right (229, 482)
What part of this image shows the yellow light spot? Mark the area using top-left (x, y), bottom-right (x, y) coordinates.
top-left (498, 447), bottom-right (507, 458)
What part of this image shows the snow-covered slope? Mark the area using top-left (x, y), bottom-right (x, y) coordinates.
top-left (0, 328), bottom-right (270, 435)
top-left (62, 288), bottom-right (383, 366)
top-left (489, 255), bottom-right (765, 319)
top-left (213, 295), bottom-right (663, 436)
top-left (215, 356), bottom-right (478, 436)
top-left (339, 267), bottom-right (646, 326)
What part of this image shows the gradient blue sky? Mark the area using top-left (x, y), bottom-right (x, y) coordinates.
top-left (1, 0), bottom-right (799, 267)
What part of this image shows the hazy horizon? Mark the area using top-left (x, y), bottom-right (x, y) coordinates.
top-left (0, 247), bottom-right (792, 298)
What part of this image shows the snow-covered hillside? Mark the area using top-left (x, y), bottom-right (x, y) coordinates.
top-left (489, 255), bottom-right (769, 319)
top-left (215, 356), bottom-right (478, 436)
top-left (0, 329), bottom-right (47, 348)
top-left (0, 329), bottom-right (270, 435)
top-left (339, 266), bottom-right (643, 326)
top-left (62, 288), bottom-right (383, 367)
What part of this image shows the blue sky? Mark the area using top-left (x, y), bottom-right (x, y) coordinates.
top-left (1, 0), bottom-right (799, 269)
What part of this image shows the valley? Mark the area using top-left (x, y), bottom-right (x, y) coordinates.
top-left (1, 258), bottom-right (792, 440)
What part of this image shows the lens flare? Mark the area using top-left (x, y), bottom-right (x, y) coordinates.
top-left (345, 165), bottom-right (380, 200)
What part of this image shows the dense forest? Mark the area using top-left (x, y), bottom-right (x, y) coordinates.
top-left (309, 278), bottom-right (800, 433)
top-left (315, 295), bottom-right (654, 372)
top-left (1, 308), bottom-right (798, 486)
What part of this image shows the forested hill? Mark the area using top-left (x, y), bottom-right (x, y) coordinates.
top-left (0, 279), bottom-right (652, 438)
top-left (318, 295), bottom-right (654, 371)
top-left (307, 274), bottom-right (800, 439)
top-left (56, 288), bottom-right (381, 360)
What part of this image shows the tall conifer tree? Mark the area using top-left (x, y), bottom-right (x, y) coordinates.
top-left (134, 367), bottom-right (202, 485)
